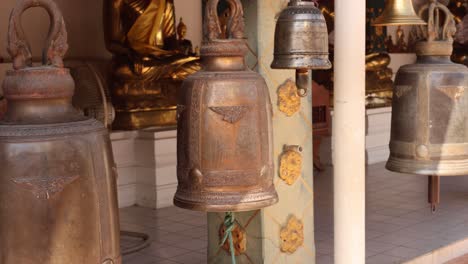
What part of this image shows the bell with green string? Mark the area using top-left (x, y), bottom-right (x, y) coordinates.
top-left (174, 0), bottom-right (278, 212)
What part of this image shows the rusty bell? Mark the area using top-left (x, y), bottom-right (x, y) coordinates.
top-left (0, 0), bottom-right (121, 263)
top-left (174, 0), bottom-right (278, 212)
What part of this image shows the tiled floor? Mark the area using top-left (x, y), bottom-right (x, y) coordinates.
top-left (120, 206), bottom-right (208, 264)
top-left (120, 162), bottom-right (468, 264)
top-left (315, 162), bottom-right (468, 264)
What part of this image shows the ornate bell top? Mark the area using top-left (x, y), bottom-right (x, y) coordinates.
top-left (201, 0), bottom-right (248, 72)
top-left (1, 0), bottom-right (83, 125)
top-left (415, 0), bottom-right (457, 56)
top-left (283, 0), bottom-right (323, 17)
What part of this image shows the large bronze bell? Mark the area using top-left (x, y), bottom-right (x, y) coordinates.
top-left (387, 1), bottom-right (468, 176)
top-left (174, 0), bottom-right (278, 212)
top-left (272, 0), bottom-right (332, 97)
top-left (0, 0), bottom-right (121, 263)
top-left (387, 0), bottom-right (468, 210)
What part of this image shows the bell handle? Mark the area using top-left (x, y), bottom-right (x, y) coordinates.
top-left (417, 0), bottom-right (456, 42)
top-left (204, 0), bottom-right (245, 41)
top-left (7, 0), bottom-right (68, 70)
top-left (293, 0), bottom-right (319, 7)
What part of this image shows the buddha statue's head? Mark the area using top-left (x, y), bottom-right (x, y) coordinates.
top-left (177, 18), bottom-right (187, 40)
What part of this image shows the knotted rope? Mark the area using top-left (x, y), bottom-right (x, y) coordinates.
top-left (219, 212), bottom-right (236, 264)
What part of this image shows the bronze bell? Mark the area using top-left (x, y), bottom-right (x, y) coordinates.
top-left (174, 0), bottom-right (278, 212)
top-left (272, 0), bottom-right (332, 96)
top-left (387, 0), bottom-right (468, 210)
top-left (387, 1), bottom-right (468, 176)
top-left (0, 0), bottom-right (121, 263)
top-left (373, 0), bottom-right (427, 26)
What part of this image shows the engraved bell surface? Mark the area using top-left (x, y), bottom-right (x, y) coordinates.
top-left (174, 0), bottom-right (278, 212)
top-left (0, 1), bottom-right (121, 263)
top-left (271, 0), bottom-right (332, 70)
top-left (386, 0), bottom-right (468, 176)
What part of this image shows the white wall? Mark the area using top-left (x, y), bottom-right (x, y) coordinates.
top-left (0, 0), bottom-right (202, 61)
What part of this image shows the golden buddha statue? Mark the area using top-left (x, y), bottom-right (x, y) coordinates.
top-left (104, 0), bottom-right (201, 130)
top-left (314, 1), bottom-right (394, 108)
top-left (177, 18), bottom-right (198, 56)
top-left (365, 53), bottom-right (393, 107)
top-left (449, 0), bottom-right (467, 66)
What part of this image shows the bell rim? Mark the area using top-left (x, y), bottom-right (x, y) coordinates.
top-left (0, 118), bottom-right (104, 137)
top-left (386, 156), bottom-right (468, 176)
top-left (271, 58), bottom-right (332, 70)
top-left (173, 193), bottom-right (279, 212)
top-left (372, 16), bottom-right (427, 26)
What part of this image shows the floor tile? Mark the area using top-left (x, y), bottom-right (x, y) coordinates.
top-left (118, 162), bottom-right (468, 264)
top-left (366, 253), bottom-right (402, 264)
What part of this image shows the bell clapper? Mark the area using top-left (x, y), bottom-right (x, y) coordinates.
top-left (428, 175), bottom-right (440, 213)
top-left (295, 69), bottom-right (310, 97)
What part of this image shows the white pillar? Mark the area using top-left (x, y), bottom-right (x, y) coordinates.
top-left (333, 0), bottom-right (366, 263)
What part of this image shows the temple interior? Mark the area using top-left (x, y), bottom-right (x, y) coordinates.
top-left (0, 0), bottom-right (467, 264)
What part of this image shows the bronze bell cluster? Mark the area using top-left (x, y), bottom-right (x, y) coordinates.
top-left (272, 0), bottom-right (332, 96)
top-left (387, 0), bottom-right (468, 211)
top-left (0, 0), bottom-right (121, 263)
top-left (174, 0), bottom-right (278, 212)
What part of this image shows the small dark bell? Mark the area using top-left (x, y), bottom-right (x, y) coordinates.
top-left (271, 0), bottom-right (332, 70)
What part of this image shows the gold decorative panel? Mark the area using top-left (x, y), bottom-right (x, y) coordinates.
top-left (279, 145), bottom-right (303, 185)
top-left (280, 216), bottom-right (305, 254)
top-left (277, 79), bottom-right (301, 117)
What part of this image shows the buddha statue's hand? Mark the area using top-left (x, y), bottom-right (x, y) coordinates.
top-left (107, 40), bottom-right (133, 57)
top-left (148, 49), bottom-right (180, 59)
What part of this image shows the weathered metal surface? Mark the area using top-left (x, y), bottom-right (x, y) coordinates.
top-left (271, 0), bottom-right (332, 70)
top-left (174, 0), bottom-right (278, 212)
top-left (387, 1), bottom-right (468, 176)
top-left (0, 1), bottom-right (121, 263)
top-left (271, 0), bottom-right (331, 97)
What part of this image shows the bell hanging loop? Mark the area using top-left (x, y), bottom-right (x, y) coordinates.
top-left (175, 0), bottom-right (278, 212)
top-left (7, 0), bottom-right (68, 69)
top-left (204, 0), bottom-right (245, 41)
top-left (271, 0), bottom-right (331, 97)
top-left (414, 0), bottom-right (457, 56)
top-left (372, 0), bottom-right (427, 26)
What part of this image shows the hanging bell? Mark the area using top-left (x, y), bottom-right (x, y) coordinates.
top-left (373, 0), bottom-right (427, 26)
top-left (0, 1), bottom-right (121, 263)
top-left (174, 0), bottom-right (278, 212)
top-left (387, 0), bottom-right (468, 176)
top-left (272, 0), bottom-right (332, 97)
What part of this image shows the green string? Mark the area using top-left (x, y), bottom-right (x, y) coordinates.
top-left (219, 212), bottom-right (236, 264)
